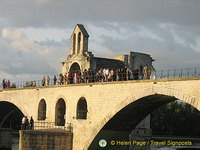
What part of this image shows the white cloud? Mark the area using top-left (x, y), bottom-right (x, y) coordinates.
top-left (190, 36), bottom-right (200, 53)
top-left (11, 62), bottom-right (23, 68)
top-left (18, 27), bottom-right (71, 42)
top-left (2, 28), bottom-right (26, 41)
top-left (0, 70), bottom-right (46, 83)
top-left (138, 26), bottom-right (164, 42)
top-left (159, 23), bottom-right (200, 53)
top-left (2, 28), bottom-right (49, 55)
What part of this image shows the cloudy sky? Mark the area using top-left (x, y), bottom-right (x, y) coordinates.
top-left (0, 0), bottom-right (200, 83)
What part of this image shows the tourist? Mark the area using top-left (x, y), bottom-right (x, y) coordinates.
top-left (105, 68), bottom-right (109, 82)
top-left (129, 68), bottom-right (134, 80)
top-left (25, 116), bottom-right (29, 130)
top-left (108, 69), bottom-right (114, 82)
top-left (58, 74), bottom-right (61, 85)
top-left (2, 79), bottom-right (5, 89)
top-left (67, 72), bottom-right (72, 84)
top-left (33, 81), bottom-right (36, 87)
top-left (116, 69), bottom-right (120, 81)
top-left (30, 116), bottom-right (34, 130)
top-left (73, 73), bottom-right (78, 84)
top-left (29, 81), bottom-right (33, 87)
top-left (7, 80), bottom-right (10, 88)
top-left (87, 69), bottom-right (91, 83)
top-left (133, 68), bottom-right (139, 80)
top-left (150, 65), bottom-right (156, 79)
top-left (61, 74), bottom-right (64, 84)
top-left (53, 76), bottom-right (57, 85)
top-left (46, 75), bottom-right (50, 86)
top-left (21, 116), bottom-right (26, 130)
top-left (98, 68), bottom-right (103, 82)
top-left (78, 71), bottom-right (82, 83)
top-left (103, 68), bottom-right (106, 82)
top-left (63, 74), bottom-right (67, 85)
top-left (126, 67), bottom-right (130, 80)
top-left (143, 65), bottom-right (148, 80)
top-left (41, 76), bottom-right (45, 86)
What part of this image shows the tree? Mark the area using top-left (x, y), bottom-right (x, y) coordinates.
top-left (150, 101), bottom-right (200, 137)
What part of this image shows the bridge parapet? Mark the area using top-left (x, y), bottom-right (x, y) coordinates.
top-left (34, 121), bottom-right (73, 132)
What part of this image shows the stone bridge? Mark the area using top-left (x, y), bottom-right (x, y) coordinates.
top-left (0, 77), bottom-right (200, 150)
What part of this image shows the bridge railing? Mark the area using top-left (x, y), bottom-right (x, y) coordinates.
top-left (33, 121), bottom-right (73, 132)
top-left (1, 67), bottom-right (200, 89)
top-left (156, 67), bottom-right (200, 79)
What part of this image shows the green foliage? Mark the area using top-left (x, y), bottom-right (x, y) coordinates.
top-left (151, 101), bottom-right (200, 137)
top-left (10, 83), bottom-right (16, 88)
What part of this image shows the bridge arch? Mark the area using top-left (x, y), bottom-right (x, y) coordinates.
top-left (0, 99), bottom-right (28, 118)
top-left (38, 99), bottom-right (46, 120)
top-left (77, 97), bottom-right (88, 119)
top-left (0, 101), bottom-right (25, 129)
top-left (84, 87), bottom-right (200, 150)
top-left (55, 98), bottom-right (66, 126)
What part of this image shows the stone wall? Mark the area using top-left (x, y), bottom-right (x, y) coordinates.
top-left (19, 129), bottom-right (73, 150)
top-left (0, 128), bottom-right (12, 150)
top-left (94, 57), bottom-right (125, 70)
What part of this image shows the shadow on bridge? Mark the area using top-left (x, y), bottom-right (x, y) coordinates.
top-left (0, 101), bottom-right (24, 150)
top-left (89, 94), bottom-right (182, 150)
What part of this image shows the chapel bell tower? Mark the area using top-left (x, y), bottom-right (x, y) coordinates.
top-left (70, 24), bottom-right (89, 55)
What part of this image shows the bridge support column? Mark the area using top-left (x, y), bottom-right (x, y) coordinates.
top-left (0, 128), bottom-right (12, 150)
top-left (19, 129), bottom-right (73, 150)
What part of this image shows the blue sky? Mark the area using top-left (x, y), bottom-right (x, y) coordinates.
top-left (0, 0), bottom-right (200, 82)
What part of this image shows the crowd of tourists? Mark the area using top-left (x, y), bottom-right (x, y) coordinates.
top-left (1, 65), bottom-right (156, 88)
top-left (44, 65), bottom-right (156, 85)
top-left (21, 116), bottom-right (34, 130)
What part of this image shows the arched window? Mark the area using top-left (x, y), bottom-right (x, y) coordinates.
top-left (77, 97), bottom-right (87, 119)
top-left (77, 32), bottom-right (81, 54)
top-left (38, 99), bottom-right (46, 120)
top-left (73, 33), bottom-right (76, 54)
top-left (55, 98), bottom-right (66, 126)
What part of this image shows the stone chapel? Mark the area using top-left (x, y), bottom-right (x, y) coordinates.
top-left (61, 24), bottom-right (154, 75)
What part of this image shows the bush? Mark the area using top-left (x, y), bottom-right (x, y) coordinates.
top-left (10, 83), bottom-right (16, 88)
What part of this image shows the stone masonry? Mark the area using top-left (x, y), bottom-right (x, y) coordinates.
top-left (19, 129), bottom-right (73, 150)
top-left (0, 78), bottom-right (200, 149)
